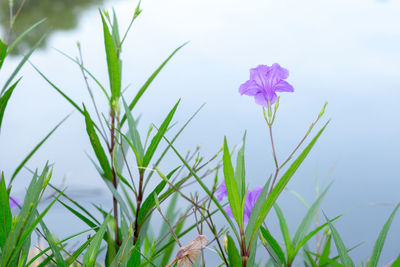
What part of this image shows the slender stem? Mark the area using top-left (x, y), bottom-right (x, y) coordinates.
top-left (133, 170), bottom-right (144, 244)
top-left (109, 113), bottom-right (120, 246)
top-left (240, 229), bottom-right (248, 267)
top-left (279, 112), bottom-right (323, 170)
top-left (7, 1), bottom-right (13, 46)
top-left (268, 124), bottom-right (280, 194)
top-left (78, 46), bottom-right (110, 149)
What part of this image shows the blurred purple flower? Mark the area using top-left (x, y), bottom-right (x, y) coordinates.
top-left (244, 186), bottom-right (262, 221)
top-left (9, 196), bottom-right (20, 209)
top-left (218, 182), bottom-right (263, 222)
top-left (239, 63), bottom-right (294, 106)
top-left (216, 181), bottom-right (227, 201)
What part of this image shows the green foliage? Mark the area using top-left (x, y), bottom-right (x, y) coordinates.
top-left (1, 3), bottom-right (398, 267)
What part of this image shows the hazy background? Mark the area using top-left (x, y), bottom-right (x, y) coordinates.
top-left (1, 0), bottom-right (399, 264)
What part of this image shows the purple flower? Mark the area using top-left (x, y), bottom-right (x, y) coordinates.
top-left (218, 183), bottom-right (263, 222)
top-left (244, 186), bottom-right (262, 221)
top-left (239, 63), bottom-right (294, 106)
top-left (216, 181), bottom-right (227, 201)
top-left (9, 196), bottom-right (20, 209)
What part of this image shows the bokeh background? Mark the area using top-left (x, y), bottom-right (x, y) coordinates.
top-left (1, 0), bottom-right (399, 264)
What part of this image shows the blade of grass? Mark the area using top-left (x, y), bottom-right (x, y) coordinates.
top-left (324, 213), bottom-right (355, 267)
top-left (0, 79), bottom-right (20, 133)
top-left (120, 42), bottom-right (188, 126)
top-left (369, 203), bottom-right (400, 267)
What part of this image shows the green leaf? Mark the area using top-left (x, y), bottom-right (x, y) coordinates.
top-left (100, 12), bottom-right (121, 101)
top-left (260, 226), bottom-right (287, 266)
top-left (369, 203), bottom-right (400, 267)
top-left (142, 100), bottom-right (180, 168)
top-left (392, 254), bottom-right (400, 267)
top-left (223, 137), bottom-right (242, 226)
top-left (0, 172), bottom-right (11, 250)
top-left (320, 235), bottom-right (332, 266)
top-left (0, 39), bottom-right (6, 70)
top-left (137, 168), bottom-right (178, 227)
top-left (273, 204), bottom-right (292, 257)
top-left (324, 213), bottom-right (355, 267)
top-left (120, 42), bottom-right (188, 126)
top-left (122, 98), bottom-right (144, 164)
top-left (6, 19), bottom-right (46, 56)
top-left (39, 220), bottom-right (67, 267)
top-left (250, 121), bottom-right (329, 247)
top-left (83, 215), bottom-right (110, 267)
top-left (227, 235), bottom-right (241, 267)
top-left (31, 62), bottom-right (85, 115)
top-left (83, 106), bottom-right (113, 181)
top-left (235, 132), bottom-right (246, 200)
top-left (2, 34), bottom-right (46, 95)
top-left (111, 235), bottom-right (134, 267)
top-left (0, 79), bottom-right (19, 133)
top-left (160, 134), bottom-right (239, 240)
top-left (292, 184), bottom-right (331, 249)
top-left (294, 216), bottom-right (340, 255)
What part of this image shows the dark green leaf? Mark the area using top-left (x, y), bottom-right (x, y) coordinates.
top-left (84, 106), bottom-right (113, 181)
top-left (227, 235), bottom-right (241, 267)
top-left (0, 79), bottom-right (19, 133)
top-left (0, 172), bottom-right (11, 250)
top-left (100, 12), bottom-right (121, 101)
top-left (0, 39), bottom-right (6, 70)
top-left (142, 100), bottom-right (180, 168)
top-left (260, 226), bottom-right (287, 266)
top-left (223, 137), bottom-right (242, 226)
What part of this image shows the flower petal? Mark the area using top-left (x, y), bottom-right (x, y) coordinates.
top-left (254, 93), bottom-right (268, 107)
top-left (239, 80), bottom-right (260, 96)
top-left (274, 80), bottom-right (294, 92)
top-left (216, 181), bottom-right (227, 201)
top-left (250, 65), bottom-right (270, 88)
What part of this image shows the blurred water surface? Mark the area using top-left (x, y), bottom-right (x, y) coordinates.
top-left (1, 0), bottom-right (400, 264)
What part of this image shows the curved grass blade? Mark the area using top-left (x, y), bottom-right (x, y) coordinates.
top-left (292, 184), bottom-right (331, 249)
top-left (260, 226), bottom-right (286, 266)
top-left (120, 42), bottom-right (188, 126)
top-left (100, 12), bottom-right (121, 101)
top-left (142, 100), bottom-right (180, 168)
top-left (6, 19), bottom-right (46, 56)
top-left (0, 79), bottom-right (20, 133)
top-left (84, 106), bottom-right (113, 181)
top-left (223, 137), bottom-right (242, 226)
top-left (273, 204), bottom-right (292, 257)
top-left (0, 39), bottom-right (6, 70)
top-left (2, 34), bottom-right (46, 94)
top-left (0, 173), bottom-right (11, 250)
top-left (83, 215), bottom-right (110, 267)
top-left (324, 213), bottom-right (355, 267)
top-left (369, 203), bottom-right (400, 267)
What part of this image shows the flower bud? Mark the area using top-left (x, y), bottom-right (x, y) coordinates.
top-left (222, 235), bottom-right (228, 253)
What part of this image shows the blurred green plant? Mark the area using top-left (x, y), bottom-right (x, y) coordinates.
top-left (0, 0), bottom-right (108, 55)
